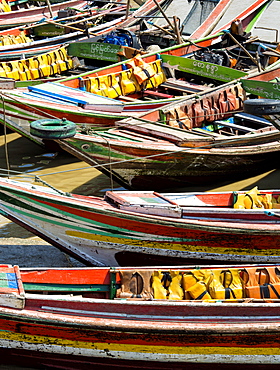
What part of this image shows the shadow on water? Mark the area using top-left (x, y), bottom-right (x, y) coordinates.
top-left (2, 132), bottom-right (280, 195)
top-left (0, 132), bottom-right (119, 196)
top-left (0, 134), bottom-right (80, 173)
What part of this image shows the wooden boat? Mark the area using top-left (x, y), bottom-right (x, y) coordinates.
top-left (131, 0), bottom-right (222, 49)
top-left (132, 0), bottom-right (270, 48)
top-left (42, 67), bottom-right (280, 190)
top-left (0, 263), bottom-right (280, 368)
top-left (1, 177), bottom-right (280, 266)
top-left (0, 0), bottom-right (89, 29)
top-left (0, 0), bottom-right (168, 63)
top-left (0, 0), bottom-right (170, 88)
top-left (0, 0), bottom-right (169, 62)
top-left (241, 77), bottom-right (280, 100)
top-left (190, 0), bottom-right (272, 39)
top-left (0, 44), bottom-right (77, 85)
top-left (0, 4), bottom-right (130, 61)
top-left (2, 10), bottom-right (280, 149)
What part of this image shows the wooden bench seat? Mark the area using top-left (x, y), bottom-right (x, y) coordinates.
top-left (161, 78), bottom-right (208, 94)
top-left (214, 120), bottom-right (258, 133)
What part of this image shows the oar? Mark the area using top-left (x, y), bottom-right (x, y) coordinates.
top-left (264, 210), bottom-right (280, 218)
top-left (46, 0), bottom-right (53, 18)
top-left (22, 5), bottom-right (126, 31)
top-left (147, 21), bottom-right (175, 37)
top-left (44, 19), bottom-right (98, 36)
top-left (43, 4), bottom-right (126, 36)
top-left (125, 0), bottom-right (130, 19)
top-left (173, 15), bottom-right (183, 44)
top-left (152, 0), bottom-right (176, 34)
top-left (258, 43), bottom-right (280, 57)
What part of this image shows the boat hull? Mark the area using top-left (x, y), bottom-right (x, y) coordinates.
top-left (0, 262), bottom-right (280, 369)
top-left (59, 134), bottom-right (280, 190)
top-left (0, 331), bottom-right (280, 370)
top-left (1, 178), bottom-right (280, 266)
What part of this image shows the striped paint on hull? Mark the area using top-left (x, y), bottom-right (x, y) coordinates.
top-left (1, 178), bottom-right (280, 265)
top-left (0, 262), bottom-right (279, 368)
top-left (0, 310), bottom-right (279, 366)
top-left (1, 337), bottom-right (280, 364)
top-left (59, 128), bottom-right (280, 190)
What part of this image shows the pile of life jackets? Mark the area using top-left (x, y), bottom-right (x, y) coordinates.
top-left (233, 186), bottom-right (274, 209)
top-left (116, 267), bottom-right (280, 301)
top-left (152, 269), bottom-right (244, 300)
top-left (0, 32), bottom-right (31, 46)
top-left (0, 46), bottom-right (73, 81)
top-left (85, 54), bottom-right (166, 99)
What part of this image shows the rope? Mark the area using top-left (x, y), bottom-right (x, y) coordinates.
top-left (0, 121), bottom-right (270, 183)
top-left (1, 94), bottom-right (10, 178)
top-left (34, 175), bottom-right (71, 196)
top-left (94, 131), bottom-right (114, 191)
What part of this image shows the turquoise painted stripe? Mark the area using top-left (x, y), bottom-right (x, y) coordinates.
top-left (2, 192), bottom-right (201, 243)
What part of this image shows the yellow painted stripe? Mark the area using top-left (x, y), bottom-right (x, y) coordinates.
top-left (0, 330), bottom-right (279, 355)
top-left (65, 230), bottom-right (280, 257)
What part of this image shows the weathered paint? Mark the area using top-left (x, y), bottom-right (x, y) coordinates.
top-left (1, 178), bottom-right (280, 266)
top-left (0, 262), bottom-right (280, 367)
top-left (161, 54), bottom-right (247, 82)
top-left (0, 0), bottom-right (88, 28)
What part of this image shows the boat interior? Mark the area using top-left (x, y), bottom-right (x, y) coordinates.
top-left (3, 264), bottom-right (280, 310)
top-left (104, 187), bottom-right (280, 217)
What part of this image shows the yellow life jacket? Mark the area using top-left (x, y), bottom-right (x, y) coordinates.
top-left (106, 73), bottom-right (121, 99)
top-left (15, 32), bottom-right (31, 44)
top-left (145, 59), bottom-right (166, 89)
top-left (34, 54), bottom-right (50, 78)
top-left (119, 69), bottom-right (140, 96)
top-left (85, 76), bottom-right (100, 95)
top-left (182, 272), bottom-right (198, 300)
top-left (3, 61), bottom-right (19, 80)
top-left (151, 271), bottom-right (184, 300)
top-left (151, 271), bottom-right (167, 299)
top-left (96, 75), bottom-right (110, 97)
top-left (233, 187), bottom-right (272, 209)
top-left (17, 60), bottom-right (32, 81)
top-left (208, 269), bottom-right (244, 300)
top-left (126, 54), bottom-right (156, 85)
top-left (47, 51), bottom-right (59, 75)
top-left (2, 35), bottom-right (12, 45)
top-left (243, 186), bottom-right (264, 209)
top-left (233, 193), bottom-right (246, 209)
top-left (55, 47), bottom-right (73, 73)
top-left (0, 63), bottom-right (7, 77)
top-left (28, 58), bottom-right (40, 80)
top-left (182, 269), bottom-right (212, 300)
top-left (168, 271), bottom-right (184, 300)
top-left (0, 0), bottom-right (11, 12)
